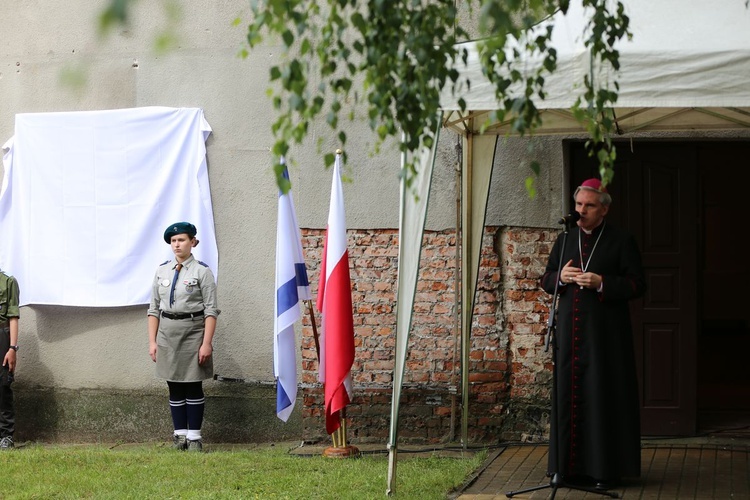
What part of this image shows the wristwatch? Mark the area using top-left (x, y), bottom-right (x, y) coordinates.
top-left (8, 345), bottom-right (18, 352)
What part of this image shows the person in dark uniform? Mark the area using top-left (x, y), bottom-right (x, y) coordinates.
top-left (147, 222), bottom-right (219, 452)
top-left (0, 269), bottom-right (19, 450)
top-left (540, 178), bottom-right (646, 490)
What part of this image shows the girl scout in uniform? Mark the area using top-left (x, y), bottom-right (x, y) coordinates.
top-left (147, 222), bottom-right (219, 451)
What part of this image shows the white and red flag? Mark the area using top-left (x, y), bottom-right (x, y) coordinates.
top-left (316, 152), bottom-right (355, 435)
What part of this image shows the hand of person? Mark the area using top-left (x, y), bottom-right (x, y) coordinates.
top-left (3, 350), bottom-right (16, 372)
top-left (561, 259), bottom-right (582, 285)
top-left (149, 341), bottom-right (158, 362)
top-left (573, 272), bottom-right (602, 290)
top-left (198, 343), bottom-right (213, 366)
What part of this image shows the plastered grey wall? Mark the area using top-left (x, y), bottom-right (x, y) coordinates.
top-left (11, 1), bottom-right (746, 396)
top-left (0, 1), bottom-right (648, 396)
top-left (0, 1), bottom-right (481, 391)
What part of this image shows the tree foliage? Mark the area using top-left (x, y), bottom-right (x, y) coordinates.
top-left (243, 0), bottom-right (630, 193)
top-left (102, 0), bottom-right (631, 193)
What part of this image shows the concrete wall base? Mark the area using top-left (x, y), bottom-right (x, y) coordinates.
top-left (13, 382), bottom-right (303, 444)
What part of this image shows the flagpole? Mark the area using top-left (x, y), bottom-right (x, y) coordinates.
top-left (305, 299), bottom-right (321, 362)
top-left (320, 149), bottom-right (359, 459)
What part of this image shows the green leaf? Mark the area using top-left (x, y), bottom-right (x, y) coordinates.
top-left (282, 29), bottom-right (294, 47)
top-left (530, 160), bottom-right (540, 176)
top-left (525, 176), bottom-right (537, 199)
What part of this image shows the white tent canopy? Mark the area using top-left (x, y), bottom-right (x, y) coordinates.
top-left (387, 0), bottom-right (750, 494)
top-left (442, 0), bottom-right (750, 136)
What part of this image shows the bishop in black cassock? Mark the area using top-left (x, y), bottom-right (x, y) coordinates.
top-left (540, 178), bottom-right (646, 487)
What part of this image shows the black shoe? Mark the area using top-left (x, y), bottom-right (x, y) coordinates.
top-left (595, 478), bottom-right (620, 490)
top-left (565, 475), bottom-right (595, 487)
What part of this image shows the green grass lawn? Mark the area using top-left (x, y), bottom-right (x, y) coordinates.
top-left (0, 443), bottom-right (486, 499)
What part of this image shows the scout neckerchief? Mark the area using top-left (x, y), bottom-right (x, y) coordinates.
top-left (170, 263), bottom-right (183, 306)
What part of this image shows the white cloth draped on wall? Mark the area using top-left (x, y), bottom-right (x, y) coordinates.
top-left (0, 106), bottom-right (218, 307)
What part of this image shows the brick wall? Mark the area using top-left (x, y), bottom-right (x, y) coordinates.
top-left (299, 226), bottom-right (559, 444)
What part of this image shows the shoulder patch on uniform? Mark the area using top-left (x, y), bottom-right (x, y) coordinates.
top-left (197, 260), bottom-right (209, 267)
top-left (159, 260), bottom-right (170, 266)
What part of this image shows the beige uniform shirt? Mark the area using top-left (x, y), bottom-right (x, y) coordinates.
top-left (147, 255), bottom-right (220, 317)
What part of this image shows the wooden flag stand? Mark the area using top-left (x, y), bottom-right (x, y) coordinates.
top-left (323, 408), bottom-right (360, 458)
top-left (305, 300), bottom-right (358, 458)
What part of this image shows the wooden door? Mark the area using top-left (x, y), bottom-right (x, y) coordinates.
top-left (570, 142), bottom-right (698, 435)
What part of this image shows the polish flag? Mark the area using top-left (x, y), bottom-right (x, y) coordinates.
top-left (317, 153), bottom-right (355, 435)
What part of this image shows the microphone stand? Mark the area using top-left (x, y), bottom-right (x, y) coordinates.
top-left (505, 219), bottom-right (618, 499)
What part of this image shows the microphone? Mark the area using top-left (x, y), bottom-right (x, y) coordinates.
top-left (557, 212), bottom-right (580, 225)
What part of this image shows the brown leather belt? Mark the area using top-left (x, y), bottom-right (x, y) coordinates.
top-left (161, 310), bottom-right (204, 320)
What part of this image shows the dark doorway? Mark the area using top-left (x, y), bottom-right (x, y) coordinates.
top-left (568, 140), bottom-right (750, 436)
top-left (696, 144), bottom-right (750, 416)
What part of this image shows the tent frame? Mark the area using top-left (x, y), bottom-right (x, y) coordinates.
top-left (385, 0), bottom-right (750, 494)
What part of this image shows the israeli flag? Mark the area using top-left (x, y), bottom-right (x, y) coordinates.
top-left (274, 161), bottom-right (311, 422)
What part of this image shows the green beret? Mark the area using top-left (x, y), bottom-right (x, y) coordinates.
top-left (164, 222), bottom-right (197, 243)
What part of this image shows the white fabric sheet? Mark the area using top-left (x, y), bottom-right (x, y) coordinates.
top-left (0, 107), bottom-right (217, 307)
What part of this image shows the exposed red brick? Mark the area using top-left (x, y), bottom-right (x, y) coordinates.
top-left (298, 226), bottom-right (556, 444)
